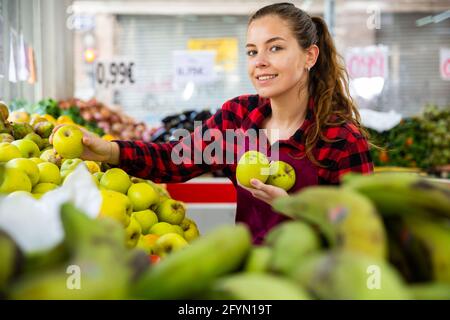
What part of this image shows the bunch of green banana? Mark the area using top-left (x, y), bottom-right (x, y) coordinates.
top-left (290, 250), bottom-right (411, 300)
top-left (205, 273), bottom-right (310, 300)
top-left (0, 230), bottom-right (24, 295)
top-left (389, 216), bottom-right (450, 284)
top-left (272, 186), bottom-right (387, 260)
top-left (342, 173), bottom-right (450, 219)
top-left (10, 203), bottom-right (132, 299)
top-left (263, 221), bottom-right (321, 276)
top-left (131, 224), bottom-right (251, 299)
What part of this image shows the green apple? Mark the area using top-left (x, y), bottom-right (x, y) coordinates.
top-left (99, 189), bottom-right (133, 227)
top-left (23, 132), bottom-right (44, 150)
top-left (34, 121), bottom-right (54, 139)
top-left (6, 158), bottom-right (40, 186)
top-left (125, 216), bottom-right (142, 249)
top-left (52, 124), bottom-right (84, 159)
top-left (0, 142), bottom-right (22, 162)
top-left (171, 225), bottom-right (185, 238)
top-left (153, 233), bottom-right (188, 258)
top-left (148, 222), bottom-right (177, 236)
top-left (236, 150), bottom-right (270, 187)
top-left (180, 218), bottom-right (200, 242)
top-left (0, 167), bottom-right (32, 193)
top-left (155, 199), bottom-right (186, 225)
top-left (37, 162), bottom-right (61, 185)
top-left (32, 182), bottom-right (59, 194)
top-left (266, 160), bottom-right (296, 191)
top-left (136, 234), bottom-right (160, 255)
top-left (39, 149), bottom-right (63, 167)
top-left (0, 133), bottom-right (14, 143)
top-left (60, 158), bottom-right (83, 172)
top-left (93, 172), bottom-right (104, 184)
top-left (11, 139), bottom-right (40, 158)
top-left (127, 182), bottom-right (160, 211)
top-left (29, 157), bottom-right (44, 165)
top-left (132, 209), bottom-right (159, 234)
top-left (100, 168), bottom-right (131, 194)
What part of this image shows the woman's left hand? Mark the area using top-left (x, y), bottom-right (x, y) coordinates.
top-left (239, 179), bottom-right (289, 205)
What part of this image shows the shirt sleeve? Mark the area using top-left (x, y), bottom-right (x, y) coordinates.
top-left (113, 105), bottom-right (230, 183)
top-left (329, 136), bottom-right (374, 184)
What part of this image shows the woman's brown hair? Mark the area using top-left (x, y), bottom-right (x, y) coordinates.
top-left (249, 2), bottom-right (370, 166)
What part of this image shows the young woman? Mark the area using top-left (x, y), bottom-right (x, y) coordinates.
top-left (53, 3), bottom-right (373, 244)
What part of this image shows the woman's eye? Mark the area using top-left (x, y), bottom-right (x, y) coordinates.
top-left (270, 46), bottom-right (282, 52)
top-left (247, 50), bottom-right (257, 57)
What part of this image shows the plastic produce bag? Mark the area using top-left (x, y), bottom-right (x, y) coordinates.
top-left (0, 165), bottom-right (101, 253)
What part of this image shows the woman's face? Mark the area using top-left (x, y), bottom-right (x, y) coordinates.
top-left (246, 15), bottom-right (312, 99)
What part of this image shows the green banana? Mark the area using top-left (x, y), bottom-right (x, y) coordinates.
top-left (206, 273), bottom-right (310, 300)
top-left (343, 173), bottom-right (450, 219)
top-left (394, 216), bottom-right (450, 283)
top-left (273, 186), bottom-right (387, 260)
top-left (131, 224), bottom-right (252, 299)
top-left (264, 221), bottom-right (321, 275)
top-left (290, 250), bottom-right (411, 300)
top-left (0, 230), bottom-right (23, 294)
top-left (10, 202), bottom-right (132, 299)
top-left (408, 282), bottom-right (450, 300)
top-left (243, 246), bottom-right (272, 273)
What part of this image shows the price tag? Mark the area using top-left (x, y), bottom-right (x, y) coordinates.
top-left (95, 59), bottom-right (135, 89)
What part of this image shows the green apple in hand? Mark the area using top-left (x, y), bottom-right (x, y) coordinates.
top-left (6, 158), bottom-right (40, 186)
top-left (52, 124), bottom-right (84, 159)
top-left (127, 182), bottom-right (160, 211)
top-left (11, 139), bottom-right (40, 158)
top-left (0, 142), bottom-right (22, 162)
top-left (125, 216), bottom-right (142, 249)
top-left (266, 160), bottom-right (296, 191)
top-left (100, 168), bottom-right (132, 194)
top-left (153, 233), bottom-right (188, 258)
top-left (236, 150), bottom-right (270, 188)
top-left (0, 167), bottom-right (32, 193)
top-left (37, 162), bottom-right (61, 185)
top-left (99, 189), bottom-right (133, 227)
top-left (132, 209), bottom-right (159, 234)
top-left (155, 199), bottom-right (186, 225)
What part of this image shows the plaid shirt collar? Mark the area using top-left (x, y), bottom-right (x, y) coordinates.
top-left (242, 95), bottom-right (315, 150)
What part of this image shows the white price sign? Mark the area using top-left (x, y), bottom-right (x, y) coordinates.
top-left (345, 45), bottom-right (389, 79)
top-left (172, 50), bottom-right (216, 84)
top-left (440, 48), bottom-right (450, 81)
top-left (95, 59), bottom-right (135, 89)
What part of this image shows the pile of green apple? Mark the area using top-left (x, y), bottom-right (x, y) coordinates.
top-left (0, 101), bottom-right (200, 259)
top-left (236, 150), bottom-right (297, 191)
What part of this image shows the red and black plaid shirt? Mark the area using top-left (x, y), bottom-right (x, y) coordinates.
top-left (115, 95), bottom-right (373, 243)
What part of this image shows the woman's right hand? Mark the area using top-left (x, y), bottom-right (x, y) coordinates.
top-left (49, 125), bottom-right (120, 164)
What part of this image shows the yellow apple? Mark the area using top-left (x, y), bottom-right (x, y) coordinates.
top-left (127, 182), bottom-right (160, 211)
top-left (132, 209), bottom-right (159, 234)
top-left (29, 157), bottom-right (44, 165)
top-left (125, 216), bottom-right (142, 249)
top-left (100, 168), bottom-right (131, 194)
top-left (11, 139), bottom-right (40, 158)
top-left (236, 150), bottom-right (270, 187)
top-left (32, 182), bottom-right (59, 194)
top-left (155, 199), bottom-right (186, 225)
top-left (84, 161), bottom-right (101, 174)
top-left (0, 142), bottom-right (22, 162)
top-left (148, 222), bottom-right (177, 236)
top-left (136, 234), bottom-right (160, 255)
top-left (153, 233), bottom-right (188, 258)
top-left (99, 189), bottom-right (133, 227)
top-left (6, 158), bottom-right (40, 186)
top-left (0, 167), bottom-right (32, 193)
top-left (37, 162), bottom-right (61, 185)
top-left (52, 124), bottom-right (83, 159)
top-left (266, 160), bottom-right (296, 191)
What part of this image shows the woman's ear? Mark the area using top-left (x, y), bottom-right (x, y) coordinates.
top-left (305, 44), bottom-right (319, 70)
